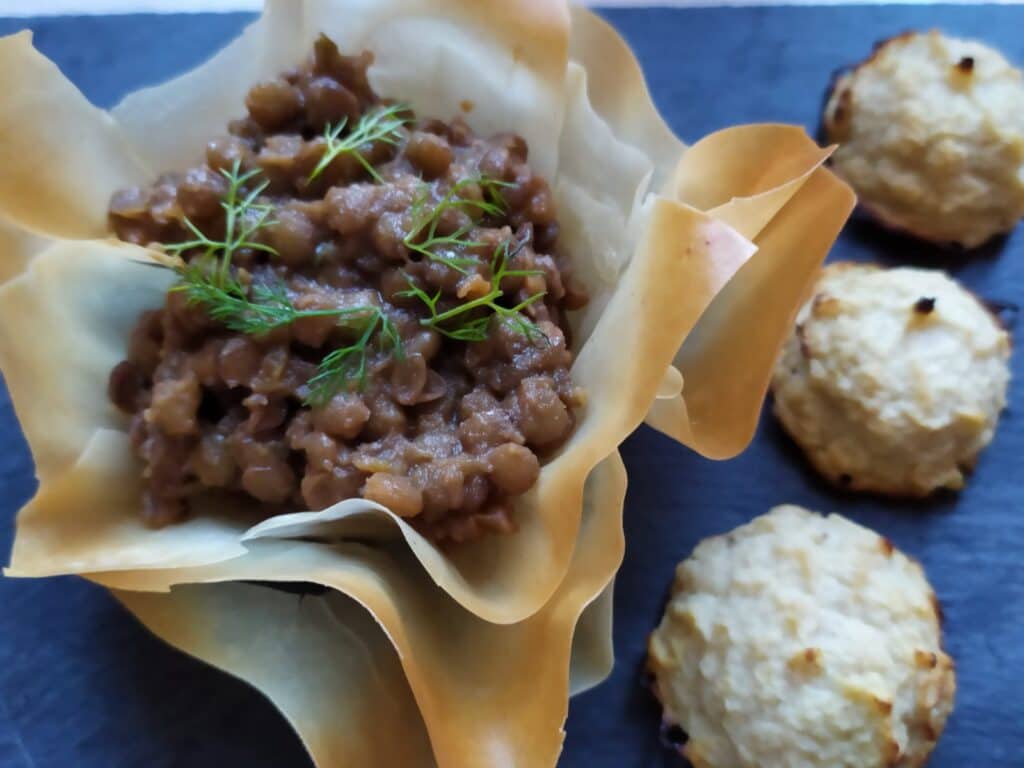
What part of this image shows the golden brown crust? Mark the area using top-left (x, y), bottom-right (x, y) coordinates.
top-left (771, 261), bottom-right (1011, 497)
top-left (824, 31), bottom-right (923, 145)
top-left (824, 30), bottom-right (1024, 246)
top-left (648, 506), bottom-right (956, 768)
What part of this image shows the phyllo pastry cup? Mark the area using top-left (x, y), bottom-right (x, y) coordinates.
top-left (0, 2), bottom-right (854, 766)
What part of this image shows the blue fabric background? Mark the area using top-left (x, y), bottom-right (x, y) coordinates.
top-left (0, 6), bottom-right (1021, 766)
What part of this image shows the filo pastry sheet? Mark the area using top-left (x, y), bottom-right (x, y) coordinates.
top-left (0, 1), bottom-right (854, 766)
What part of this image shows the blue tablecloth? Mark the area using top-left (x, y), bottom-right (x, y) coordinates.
top-left (0, 6), bottom-right (1021, 766)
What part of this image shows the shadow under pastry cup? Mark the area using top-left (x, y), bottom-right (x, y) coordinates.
top-left (0, 2), bottom-right (854, 766)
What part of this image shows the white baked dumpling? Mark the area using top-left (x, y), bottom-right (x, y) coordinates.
top-left (772, 262), bottom-right (1010, 496)
top-left (648, 505), bottom-right (956, 768)
top-left (825, 30), bottom-right (1024, 247)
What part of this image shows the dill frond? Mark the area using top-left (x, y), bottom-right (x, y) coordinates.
top-left (398, 237), bottom-right (547, 342)
top-left (163, 159), bottom-right (278, 287)
top-left (172, 269), bottom-right (381, 338)
top-left (304, 307), bottom-right (404, 406)
top-left (162, 161), bottom-right (407, 404)
top-left (402, 176), bottom-right (513, 274)
top-left (308, 103), bottom-right (410, 183)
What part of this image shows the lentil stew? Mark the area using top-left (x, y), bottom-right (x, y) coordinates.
top-left (107, 36), bottom-right (587, 545)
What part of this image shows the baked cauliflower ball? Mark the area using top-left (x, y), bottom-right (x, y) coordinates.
top-left (772, 262), bottom-right (1010, 496)
top-left (648, 505), bottom-right (956, 768)
top-left (824, 30), bottom-right (1024, 247)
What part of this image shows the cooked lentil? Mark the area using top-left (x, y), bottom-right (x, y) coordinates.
top-left (108, 36), bottom-right (586, 545)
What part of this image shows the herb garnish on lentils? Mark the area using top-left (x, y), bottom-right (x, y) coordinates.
top-left (108, 35), bottom-right (586, 543)
top-left (169, 160), bottom-right (544, 401)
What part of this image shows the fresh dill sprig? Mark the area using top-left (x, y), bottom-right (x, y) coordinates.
top-left (173, 268), bottom-right (382, 336)
top-left (304, 307), bottom-right (404, 406)
top-left (161, 161), bottom-right (404, 404)
top-left (174, 264), bottom-right (403, 403)
top-left (399, 238), bottom-right (547, 342)
top-left (164, 159), bottom-right (277, 287)
top-left (308, 103), bottom-right (410, 184)
top-left (402, 177), bottom-right (512, 274)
